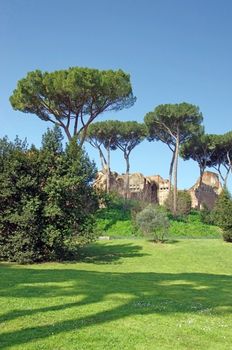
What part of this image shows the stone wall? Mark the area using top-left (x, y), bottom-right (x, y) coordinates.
top-left (188, 171), bottom-right (222, 209)
top-left (93, 171), bottom-right (168, 203)
top-left (93, 170), bottom-right (222, 209)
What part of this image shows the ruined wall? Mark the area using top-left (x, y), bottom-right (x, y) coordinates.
top-left (93, 171), bottom-right (165, 203)
top-left (147, 175), bottom-right (170, 205)
top-left (93, 170), bottom-right (222, 209)
top-left (188, 171), bottom-right (222, 209)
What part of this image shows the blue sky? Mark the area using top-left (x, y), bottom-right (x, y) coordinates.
top-left (1, 0), bottom-right (232, 190)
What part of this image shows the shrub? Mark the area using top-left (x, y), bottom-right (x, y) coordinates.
top-left (199, 203), bottom-right (214, 225)
top-left (0, 131), bottom-right (98, 263)
top-left (165, 190), bottom-right (192, 217)
top-left (136, 205), bottom-right (169, 242)
top-left (212, 188), bottom-right (232, 242)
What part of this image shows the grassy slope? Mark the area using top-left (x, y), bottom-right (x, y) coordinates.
top-left (1, 239), bottom-right (232, 350)
top-left (96, 207), bottom-right (221, 238)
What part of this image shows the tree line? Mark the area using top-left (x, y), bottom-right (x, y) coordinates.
top-left (9, 66), bottom-right (232, 216)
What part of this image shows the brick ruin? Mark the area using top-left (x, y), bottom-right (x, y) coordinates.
top-left (188, 171), bottom-right (222, 209)
top-left (93, 170), bottom-right (222, 209)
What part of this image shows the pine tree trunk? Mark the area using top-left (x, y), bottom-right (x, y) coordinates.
top-left (169, 150), bottom-right (175, 192)
top-left (98, 147), bottom-right (107, 171)
top-left (124, 155), bottom-right (130, 200)
top-left (173, 132), bottom-right (179, 216)
top-left (106, 145), bottom-right (111, 193)
top-left (197, 167), bottom-right (204, 210)
top-left (224, 168), bottom-right (230, 188)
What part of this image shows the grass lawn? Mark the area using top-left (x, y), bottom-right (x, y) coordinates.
top-left (1, 239), bottom-right (232, 350)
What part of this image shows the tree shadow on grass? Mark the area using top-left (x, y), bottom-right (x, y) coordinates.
top-left (78, 241), bottom-right (147, 264)
top-left (0, 251), bottom-right (232, 348)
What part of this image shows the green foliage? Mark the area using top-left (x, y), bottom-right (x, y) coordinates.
top-left (180, 133), bottom-right (216, 189)
top-left (10, 67), bottom-right (135, 144)
top-left (212, 188), bottom-right (232, 242)
top-left (95, 194), bottom-right (136, 237)
top-left (95, 195), bottom-right (220, 239)
top-left (41, 125), bottom-right (63, 153)
top-left (0, 132), bottom-right (98, 263)
top-left (144, 102), bottom-right (203, 147)
top-left (199, 204), bottom-right (215, 225)
top-left (165, 190), bottom-right (192, 216)
top-left (207, 132), bottom-right (232, 185)
top-left (112, 120), bottom-right (147, 152)
top-left (136, 205), bottom-right (170, 242)
top-left (169, 211), bottom-right (221, 238)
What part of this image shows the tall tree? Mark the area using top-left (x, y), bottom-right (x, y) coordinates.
top-left (113, 121), bottom-right (146, 199)
top-left (144, 102), bottom-right (203, 215)
top-left (209, 132), bottom-right (232, 186)
top-left (86, 121), bottom-right (118, 192)
top-left (180, 133), bottom-right (215, 208)
top-left (10, 67), bottom-right (135, 146)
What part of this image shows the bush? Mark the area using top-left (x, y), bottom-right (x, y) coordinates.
top-left (0, 131), bottom-right (98, 263)
top-left (212, 188), bottom-right (232, 242)
top-left (136, 205), bottom-right (169, 242)
top-left (199, 203), bottom-right (214, 225)
top-left (169, 211), bottom-right (221, 238)
top-left (165, 190), bottom-right (192, 217)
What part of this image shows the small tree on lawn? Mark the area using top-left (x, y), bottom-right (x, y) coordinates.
top-left (136, 205), bottom-right (169, 242)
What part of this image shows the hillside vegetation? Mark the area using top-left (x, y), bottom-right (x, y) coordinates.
top-left (96, 198), bottom-right (221, 238)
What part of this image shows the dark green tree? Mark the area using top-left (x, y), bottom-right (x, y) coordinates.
top-left (0, 139), bottom-right (44, 263)
top-left (10, 67), bottom-right (136, 146)
top-left (43, 137), bottom-right (98, 257)
top-left (41, 125), bottom-right (63, 153)
top-left (0, 135), bottom-right (98, 263)
top-left (144, 102), bottom-right (203, 215)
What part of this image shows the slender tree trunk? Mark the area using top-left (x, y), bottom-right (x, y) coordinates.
top-left (124, 155), bottom-right (130, 200)
top-left (225, 151), bottom-right (232, 187)
top-left (106, 144), bottom-right (111, 193)
top-left (214, 165), bottom-right (225, 184)
top-left (224, 168), bottom-right (230, 187)
top-left (173, 132), bottom-right (179, 216)
top-left (169, 150), bottom-right (175, 192)
top-left (64, 126), bottom-right (72, 141)
top-left (197, 166), bottom-right (204, 210)
top-left (98, 147), bottom-right (107, 171)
